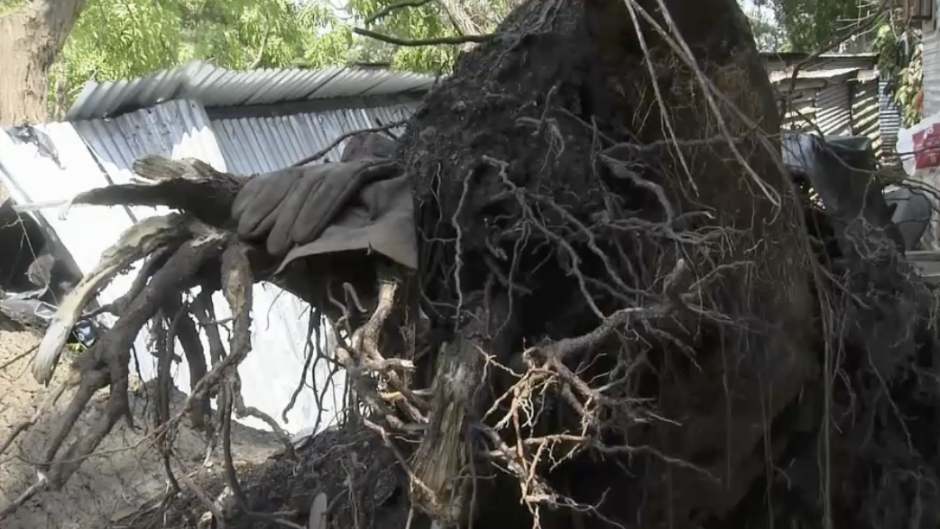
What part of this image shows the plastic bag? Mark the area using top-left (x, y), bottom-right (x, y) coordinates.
top-left (898, 113), bottom-right (940, 173)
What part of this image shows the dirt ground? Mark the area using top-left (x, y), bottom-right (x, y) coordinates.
top-left (118, 423), bottom-right (416, 529)
top-left (0, 319), bottom-right (282, 529)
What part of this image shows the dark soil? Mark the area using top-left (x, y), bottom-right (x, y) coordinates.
top-left (119, 426), bottom-right (416, 529)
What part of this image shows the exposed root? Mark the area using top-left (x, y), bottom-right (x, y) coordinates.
top-left (45, 233), bottom-right (227, 484)
top-left (213, 243), bottom-right (304, 529)
top-left (32, 214), bottom-right (195, 385)
top-left (73, 155), bottom-right (245, 227)
top-left (410, 329), bottom-right (485, 525)
top-left (0, 156), bottom-right (248, 521)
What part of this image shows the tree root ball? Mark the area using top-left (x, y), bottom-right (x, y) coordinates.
top-left (397, 0), bottom-right (817, 526)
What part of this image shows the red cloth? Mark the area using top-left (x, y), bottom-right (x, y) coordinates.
top-left (912, 121), bottom-right (940, 170)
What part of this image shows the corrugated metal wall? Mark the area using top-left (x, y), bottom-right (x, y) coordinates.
top-left (779, 89), bottom-right (817, 131)
top-left (851, 80), bottom-right (883, 158)
top-left (779, 77), bottom-right (890, 161)
top-left (817, 83), bottom-right (852, 136)
top-left (73, 99), bottom-right (229, 183)
top-left (922, 28), bottom-right (940, 117)
top-left (877, 79), bottom-right (902, 156)
top-left (211, 103), bottom-right (419, 174)
top-left (70, 98), bottom-right (421, 176)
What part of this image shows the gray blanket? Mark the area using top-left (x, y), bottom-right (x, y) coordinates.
top-left (230, 134), bottom-right (416, 275)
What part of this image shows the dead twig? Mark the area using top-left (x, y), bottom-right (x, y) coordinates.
top-left (365, 0), bottom-right (437, 25)
top-left (0, 344), bottom-right (36, 372)
top-left (291, 120), bottom-right (408, 167)
top-left (353, 27), bottom-right (493, 47)
top-left (173, 457), bottom-right (227, 529)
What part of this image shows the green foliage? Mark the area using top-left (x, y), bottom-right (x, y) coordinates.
top-left (779, 0), bottom-right (862, 51)
top-left (750, 0), bottom-right (924, 126)
top-left (0, 0), bottom-right (26, 16)
top-left (348, 0), bottom-right (457, 73)
top-left (52, 0), bottom-right (352, 108)
top-left (46, 0), bottom-right (514, 111)
top-left (345, 0), bottom-right (511, 74)
top-left (753, 0), bottom-right (880, 52)
top-left (896, 53), bottom-right (923, 127)
top-left (42, 0), bottom-right (820, 113)
top-left (874, 22), bottom-right (923, 127)
top-left (740, 3), bottom-right (789, 52)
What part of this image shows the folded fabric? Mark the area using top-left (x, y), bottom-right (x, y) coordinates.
top-left (230, 133), bottom-right (417, 271)
top-left (276, 171), bottom-right (416, 273)
top-left (340, 132), bottom-right (397, 162)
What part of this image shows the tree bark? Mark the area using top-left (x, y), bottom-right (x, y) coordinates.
top-left (0, 0), bottom-right (88, 126)
top-left (439, 0), bottom-right (482, 36)
top-left (438, 0), bottom-right (482, 53)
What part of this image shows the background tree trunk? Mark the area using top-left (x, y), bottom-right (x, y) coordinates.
top-left (440, 0), bottom-right (482, 36)
top-left (439, 0), bottom-right (482, 54)
top-left (0, 0), bottom-right (88, 126)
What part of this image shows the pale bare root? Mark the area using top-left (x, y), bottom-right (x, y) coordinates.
top-left (32, 214), bottom-right (217, 385)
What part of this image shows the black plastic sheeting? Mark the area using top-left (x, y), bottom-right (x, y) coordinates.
top-left (885, 187), bottom-right (932, 251)
top-left (782, 133), bottom-right (927, 251)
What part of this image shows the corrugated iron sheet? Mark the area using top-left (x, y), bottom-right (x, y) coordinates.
top-left (67, 61), bottom-right (437, 121)
top-left (72, 99), bottom-right (228, 188)
top-left (923, 29), bottom-right (940, 117)
top-left (211, 103), bottom-right (419, 174)
top-left (857, 69), bottom-right (879, 82)
top-left (763, 53), bottom-right (878, 76)
top-left (770, 67), bottom-right (862, 84)
top-left (779, 88), bottom-right (818, 131)
top-left (776, 69), bottom-right (893, 162)
top-left (851, 80), bottom-right (882, 158)
top-left (877, 79), bottom-right (902, 156)
top-left (817, 83), bottom-right (852, 136)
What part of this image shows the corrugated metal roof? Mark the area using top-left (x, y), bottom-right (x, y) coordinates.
top-left (212, 102), bottom-right (418, 174)
top-left (778, 88), bottom-right (818, 131)
top-left (857, 69), bottom-right (879, 82)
top-left (762, 53), bottom-right (878, 77)
top-left (66, 61), bottom-right (438, 121)
top-left (770, 67), bottom-right (864, 84)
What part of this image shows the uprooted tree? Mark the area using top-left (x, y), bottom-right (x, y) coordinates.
top-left (2, 0), bottom-right (938, 527)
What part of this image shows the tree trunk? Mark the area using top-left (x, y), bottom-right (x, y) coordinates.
top-left (439, 0), bottom-right (482, 36)
top-left (0, 0), bottom-right (88, 126)
top-left (438, 0), bottom-right (482, 53)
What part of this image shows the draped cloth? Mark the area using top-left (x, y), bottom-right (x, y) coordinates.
top-left (230, 133), bottom-right (417, 276)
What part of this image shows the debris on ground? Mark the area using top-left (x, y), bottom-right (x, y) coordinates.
top-left (0, 316), bottom-right (281, 529)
